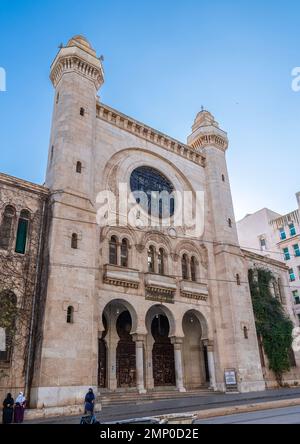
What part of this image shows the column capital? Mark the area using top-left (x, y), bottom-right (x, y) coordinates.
top-left (171, 337), bottom-right (184, 349)
top-left (203, 339), bottom-right (214, 352)
top-left (132, 334), bottom-right (147, 344)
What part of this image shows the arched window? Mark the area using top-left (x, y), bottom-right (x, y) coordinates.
top-left (236, 274), bottom-right (241, 286)
top-left (76, 161), bottom-right (82, 174)
top-left (15, 210), bottom-right (30, 255)
top-left (0, 291), bottom-right (17, 362)
top-left (121, 239), bottom-right (129, 268)
top-left (71, 233), bottom-right (78, 250)
top-left (67, 306), bottom-right (74, 324)
top-left (182, 254), bottom-right (189, 280)
top-left (148, 246), bottom-right (155, 273)
top-left (191, 257), bottom-right (197, 282)
top-left (130, 166), bottom-right (175, 218)
top-left (222, 174), bottom-right (225, 182)
top-left (0, 206), bottom-right (15, 251)
top-left (109, 236), bottom-right (118, 265)
top-left (158, 248), bottom-right (165, 276)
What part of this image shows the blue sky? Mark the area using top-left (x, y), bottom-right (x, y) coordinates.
top-left (0, 0), bottom-right (299, 220)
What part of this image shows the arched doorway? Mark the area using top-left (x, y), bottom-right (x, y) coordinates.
top-left (98, 315), bottom-right (108, 388)
top-left (182, 311), bottom-right (209, 389)
top-left (116, 311), bottom-right (136, 388)
top-left (151, 315), bottom-right (175, 387)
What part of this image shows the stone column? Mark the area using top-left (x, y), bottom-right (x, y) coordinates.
top-left (133, 335), bottom-right (147, 394)
top-left (171, 338), bottom-right (186, 393)
top-left (204, 340), bottom-right (217, 391)
top-left (106, 333), bottom-right (119, 391)
top-left (145, 335), bottom-right (155, 390)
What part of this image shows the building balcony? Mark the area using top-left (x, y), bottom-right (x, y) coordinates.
top-left (103, 264), bottom-right (140, 289)
top-left (144, 273), bottom-right (177, 304)
top-left (180, 280), bottom-right (209, 302)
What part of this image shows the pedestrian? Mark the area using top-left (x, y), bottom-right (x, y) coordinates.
top-left (14, 392), bottom-right (26, 424)
top-left (84, 388), bottom-right (95, 415)
top-left (2, 393), bottom-right (14, 424)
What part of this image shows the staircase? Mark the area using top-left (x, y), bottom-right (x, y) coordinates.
top-left (99, 387), bottom-right (214, 407)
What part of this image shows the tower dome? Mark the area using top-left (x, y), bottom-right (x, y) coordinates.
top-left (66, 35), bottom-right (96, 56)
top-left (67, 35), bottom-right (91, 48)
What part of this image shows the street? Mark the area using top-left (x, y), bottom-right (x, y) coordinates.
top-left (196, 405), bottom-right (300, 424)
top-left (24, 387), bottom-right (300, 424)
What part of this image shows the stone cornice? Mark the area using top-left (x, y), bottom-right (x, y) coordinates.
top-left (0, 173), bottom-right (49, 197)
top-left (242, 249), bottom-right (289, 271)
top-left (189, 133), bottom-right (228, 152)
top-left (50, 47), bottom-right (104, 90)
top-left (96, 103), bottom-right (206, 168)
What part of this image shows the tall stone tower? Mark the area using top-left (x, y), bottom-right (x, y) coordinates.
top-left (188, 111), bottom-right (265, 392)
top-left (46, 35), bottom-right (104, 196)
top-left (31, 36), bottom-right (104, 408)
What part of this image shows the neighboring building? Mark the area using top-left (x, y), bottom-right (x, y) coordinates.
top-left (0, 173), bottom-right (48, 402)
top-left (237, 194), bottom-right (300, 324)
top-left (0, 35), bottom-right (299, 413)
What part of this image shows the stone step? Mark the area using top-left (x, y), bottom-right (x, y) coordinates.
top-left (99, 389), bottom-right (213, 406)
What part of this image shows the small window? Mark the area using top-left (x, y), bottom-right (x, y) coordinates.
top-left (182, 254), bottom-right (189, 280)
top-left (0, 205), bottom-right (15, 251)
top-left (293, 290), bottom-right (300, 305)
top-left (191, 257), bottom-right (197, 282)
top-left (67, 306), bottom-right (74, 324)
top-left (243, 326), bottom-right (249, 340)
top-left (109, 236), bottom-right (118, 265)
top-left (236, 274), bottom-right (241, 286)
top-left (71, 233), bottom-right (78, 250)
top-left (293, 244), bottom-right (300, 258)
top-left (80, 107), bottom-right (85, 117)
top-left (76, 162), bottom-right (82, 174)
top-left (56, 92), bottom-right (60, 104)
top-left (283, 247), bottom-right (290, 261)
top-left (148, 246), bottom-right (155, 273)
top-left (50, 145), bottom-right (54, 163)
top-left (279, 227), bottom-right (287, 240)
top-left (158, 248), bottom-right (165, 276)
top-left (228, 218), bottom-right (232, 228)
top-left (121, 239), bottom-right (129, 268)
top-left (15, 210), bottom-right (30, 255)
top-left (289, 223), bottom-right (296, 237)
top-left (259, 237), bottom-right (267, 251)
top-left (289, 268), bottom-right (296, 282)
top-left (222, 174), bottom-right (225, 182)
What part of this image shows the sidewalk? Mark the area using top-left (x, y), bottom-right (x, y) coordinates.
top-left (24, 387), bottom-right (300, 424)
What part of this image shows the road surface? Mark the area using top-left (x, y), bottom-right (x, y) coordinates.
top-left (196, 405), bottom-right (300, 424)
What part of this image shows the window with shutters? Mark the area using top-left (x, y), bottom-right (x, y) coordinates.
top-left (15, 210), bottom-right (30, 255)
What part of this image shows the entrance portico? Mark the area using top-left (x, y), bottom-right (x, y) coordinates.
top-left (99, 300), bottom-right (215, 395)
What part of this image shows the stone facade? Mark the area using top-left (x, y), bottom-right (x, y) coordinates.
top-left (0, 173), bottom-right (48, 402)
top-left (1, 35), bottom-right (299, 411)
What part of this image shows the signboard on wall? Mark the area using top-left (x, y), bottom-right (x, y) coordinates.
top-left (224, 369), bottom-right (238, 392)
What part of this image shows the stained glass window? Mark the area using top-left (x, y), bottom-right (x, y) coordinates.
top-left (130, 167), bottom-right (175, 218)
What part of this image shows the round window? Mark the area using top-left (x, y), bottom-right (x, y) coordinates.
top-left (130, 167), bottom-right (175, 218)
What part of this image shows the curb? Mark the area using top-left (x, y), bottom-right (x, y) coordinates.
top-left (194, 398), bottom-right (300, 420)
